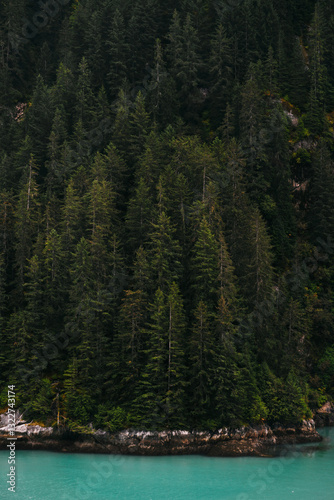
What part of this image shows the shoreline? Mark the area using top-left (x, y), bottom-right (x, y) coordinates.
top-left (0, 419), bottom-right (323, 457)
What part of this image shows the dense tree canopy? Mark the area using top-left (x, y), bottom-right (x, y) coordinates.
top-left (0, 0), bottom-right (333, 430)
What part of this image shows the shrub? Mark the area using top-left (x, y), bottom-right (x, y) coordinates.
top-left (94, 405), bottom-right (130, 432)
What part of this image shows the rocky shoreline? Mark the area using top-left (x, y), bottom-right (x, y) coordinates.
top-left (0, 412), bottom-right (324, 457)
top-left (314, 402), bottom-right (334, 427)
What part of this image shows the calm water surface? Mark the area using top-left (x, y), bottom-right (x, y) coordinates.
top-left (0, 427), bottom-right (333, 500)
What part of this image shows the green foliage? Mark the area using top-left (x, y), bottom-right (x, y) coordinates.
top-left (28, 379), bottom-right (54, 422)
top-left (94, 405), bottom-right (131, 432)
top-left (0, 387), bottom-right (9, 408)
top-left (63, 360), bottom-right (93, 425)
top-left (107, 9), bottom-right (129, 97)
top-left (260, 366), bottom-right (312, 424)
top-left (308, 387), bottom-right (329, 410)
top-left (248, 395), bottom-right (269, 424)
top-left (188, 301), bottom-right (218, 424)
top-left (0, 0), bottom-right (332, 433)
top-left (318, 346), bottom-right (334, 392)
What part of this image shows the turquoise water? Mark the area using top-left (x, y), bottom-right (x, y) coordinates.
top-left (0, 428), bottom-right (333, 499)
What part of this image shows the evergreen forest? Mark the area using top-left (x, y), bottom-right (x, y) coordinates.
top-left (0, 0), bottom-right (334, 432)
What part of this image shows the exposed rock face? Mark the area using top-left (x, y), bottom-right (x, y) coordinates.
top-left (1, 410), bottom-right (25, 427)
top-left (285, 109), bottom-right (299, 127)
top-left (293, 138), bottom-right (317, 151)
top-left (314, 403), bottom-right (334, 427)
top-left (0, 411), bottom-right (53, 437)
top-left (0, 415), bottom-right (322, 457)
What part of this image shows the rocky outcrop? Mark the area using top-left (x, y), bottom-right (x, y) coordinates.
top-left (0, 413), bottom-right (322, 457)
top-left (314, 403), bottom-right (334, 427)
top-left (293, 138), bottom-right (317, 151)
top-left (1, 410), bottom-right (54, 437)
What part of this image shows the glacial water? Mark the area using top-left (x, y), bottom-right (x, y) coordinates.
top-left (0, 427), bottom-right (333, 500)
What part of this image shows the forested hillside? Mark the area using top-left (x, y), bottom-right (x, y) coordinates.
top-left (0, 0), bottom-right (334, 431)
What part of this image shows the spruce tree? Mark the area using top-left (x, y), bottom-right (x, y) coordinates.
top-left (137, 283), bottom-right (186, 427)
top-left (167, 11), bottom-right (201, 118)
top-left (108, 288), bottom-right (147, 406)
top-left (107, 9), bottom-right (129, 98)
top-left (147, 38), bottom-right (177, 127)
top-left (128, 91), bottom-right (151, 165)
top-left (25, 75), bottom-right (53, 164)
top-left (14, 156), bottom-right (41, 292)
top-left (45, 106), bottom-right (68, 198)
top-left (209, 23), bottom-right (233, 120)
top-left (125, 177), bottom-right (155, 252)
top-left (148, 211), bottom-right (182, 293)
top-left (75, 57), bottom-right (96, 130)
top-left (188, 300), bottom-right (218, 425)
top-left (191, 215), bottom-right (219, 306)
top-left (308, 141), bottom-right (334, 243)
top-left (136, 288), bottom-right (167, 425)
top-left (306, 5), bottom-right (330, 134)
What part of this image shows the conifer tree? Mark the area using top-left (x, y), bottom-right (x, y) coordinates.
top-left (188, 300), bottom-right (218, 425)
top-left (158, 169), bottom-right (192, 246)
top-left (308, 141), bottom-right (334, 243)
top-left (128, 91), bottom-right (151, 165)
top-left (209, 23), bottom-right (233, 120)
top-left (112, 88), bottom-right (131, 158)
top-left (61, 179), bottom-right (84, 254)
top-left (147, 38), bottom-right (177, 127)
top-left (165, 282), bottom-right (187, 421)
top-left (51, 63), bottom-right (75, 120)
top-left (125, 177), bottom-right (155, 251)
top-left (148, 211), bottom-right (182, 293)
top-left (107, 9), bottom-right (129, 98)
top-left (306, 5), bottom-right (330, 134)
top-left (14, 156), bottom-right (41, 292)
top-left (108, 288), bottom-right (147, 406)
top-left (0, 190), bottom-right (14, 262)
top-left (17, 237), bottom-right (47, 378)
top-left (136, 288), bottom-right (167, 424)
top-left (137, 283), bottom-right (186, 427)
top-left (102, 141), bottom-right (128, 208)
top-left (46, 106), bottom-right (68, 198)
top-left (26, 75), bottom-right (53, 163)
top-left (87, 155), bottom-right (119, 290)
top-left (84, 8), bottom-right (105, 88)
top-left (63, 358), bottom-right (92, 424)
top-left (43, 228), bottom-right (66, 335)
top-left (264, 46), bottom-right (278, 94)
top-left (191, 215), bottom-right (219, 306)
top-left (167, 11), bottom-right (201, 117)
top-left (65, 236), bottom-right (112, 399)
top-left (127, 0), bottom-right (158, 84)
top-left (263, 105), bottom-right (296, 267)
top-left (75, 57), bottom-right (96, 130)
top-left (240, 64), bottom-right (266, 174)
top-left (243, 207), bottom-right (274, 307)
top-left (0, 253), bottom-right (8, 379)
top-left (132, 246), bottom-right (151, 297)
top-left (280, 298), bottom-right (311, 374)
